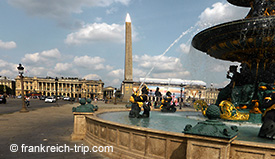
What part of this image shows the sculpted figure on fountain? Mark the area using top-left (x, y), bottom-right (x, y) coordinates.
top-left (160, 91), bottom-right (176, 112)
top-left (129, 86), bottom-right (150, 118)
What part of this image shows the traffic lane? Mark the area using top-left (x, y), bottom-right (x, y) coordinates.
top-left (0, 98), bottom-right (76, 115)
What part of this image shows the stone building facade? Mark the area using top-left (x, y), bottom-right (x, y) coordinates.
top-left (15, 76), bottom-right (104, 99)
top-left (204, 86), bottom-right (219, 105)
top-left (0, 76), bottom-right (15, 95)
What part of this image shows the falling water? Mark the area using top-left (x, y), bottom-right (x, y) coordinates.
top-left (138, 27), bottom-right (194, 90)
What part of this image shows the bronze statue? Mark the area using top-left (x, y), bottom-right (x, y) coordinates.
top-left (258, 92), bottom-right (275, 139)
top-left (129, 86), bottom-right (150, 118)
top-left (160, 91), bottom-right (176, 112)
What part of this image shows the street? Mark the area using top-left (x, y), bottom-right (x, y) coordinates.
top-left (0, 98), bottom-right (76, 115)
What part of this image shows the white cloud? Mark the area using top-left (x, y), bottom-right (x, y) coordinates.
top-left (65, 23), bottom-right (124, 44)
top-left (0, 60), bottom-right (18, 77)
top-left (22, 48), bottom-right (61, 66)
top-left (133, 54), bottom-right (183, 72)
top-left (41, 48), bottom-right (61, 58)
top-left (106, 65), bottom-right (114, 71)
top-left (54, 63), bottom-right (73, 72)
top-left (0, 40), bottom-right (16, 49)
top-left (25, 67), bottom-right (47, 76)
top-left (109, 78), bottom-right (121, 86)
top-left (107, 69), bottom-right (123, 78)
top-left (65, 21), bottom-right (139, 45)
top-left (196, 2), bottom-right (249, 28)
top-left (133, 54), bottom-right (191, 79)
top-left (83, 74), bottom-right (101, 80)
top-left (73, 55), bottom-right (106, 70)
top-left (213, 80), bottom-right (230, 88)
top-left (106, 69), bottom-right (125, 87)
top-left (8, 0), bottom-right (130, 19)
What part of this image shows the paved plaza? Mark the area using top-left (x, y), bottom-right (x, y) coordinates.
top-left (0, 101), bottom-right (125, 159)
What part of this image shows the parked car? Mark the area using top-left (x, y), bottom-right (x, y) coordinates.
top-left (63, 97), bottom-right (70, 101)
top-left (45, 96), bottom-right (56, 103)
top-left (0, 96), bottom-right (6, 104)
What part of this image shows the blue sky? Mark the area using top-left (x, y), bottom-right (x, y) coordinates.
top-left (0, 0), bottom-right (250, 88)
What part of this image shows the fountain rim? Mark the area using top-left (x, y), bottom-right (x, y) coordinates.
top-left (91, 109), bottom-right (236, 142)
top-left (192, 16), bottom-right (275, 54)
top-left (89, 108), bottom-right (275, 147)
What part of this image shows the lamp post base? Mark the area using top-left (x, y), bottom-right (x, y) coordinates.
top-left (20, 107), bottom-right (29, 113)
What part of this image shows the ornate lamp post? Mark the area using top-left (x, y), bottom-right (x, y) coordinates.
top-left (3, 76), bottom-right (7, 97)
top-left (114, 88), bottom-right (117, 105)
top-left (17, 64), bottom-right (28, 112)
top-left (55, 77), bottom-right (59, 106)
top-left (179, 83), bottom-right (186, 109)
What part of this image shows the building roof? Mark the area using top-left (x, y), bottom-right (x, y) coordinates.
top-left (139, 78), bottom-right (206, 86)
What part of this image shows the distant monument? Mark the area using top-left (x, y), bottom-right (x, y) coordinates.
top-left (122, 13), bottom-right (134, 102)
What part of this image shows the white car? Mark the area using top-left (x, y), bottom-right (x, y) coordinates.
top-left (45, 96), bottom-right (56, 103)
top-left (63, 97), bottom-right (70, 101)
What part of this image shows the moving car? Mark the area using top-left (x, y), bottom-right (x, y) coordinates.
top-left (45, 96), bottom-right (56, 103)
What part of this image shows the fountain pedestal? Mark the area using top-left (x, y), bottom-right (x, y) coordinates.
top-left (71, 112), bottom-right (94, 140)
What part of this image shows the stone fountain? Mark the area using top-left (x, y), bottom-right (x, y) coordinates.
top-left (72, 1), bottom-right (275, 158)
top-left (191, 0), bottom-right (275, 141)
top-left (192, 0), bottom-right (275, 128)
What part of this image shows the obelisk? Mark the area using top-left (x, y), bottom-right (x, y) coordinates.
top-left (124, 13), bottom-right (133, 81)
top-left (122, 13), bottom-right (134, 102)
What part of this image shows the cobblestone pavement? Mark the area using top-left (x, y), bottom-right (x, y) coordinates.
top-left (0, 101), bottom-right (125, 159)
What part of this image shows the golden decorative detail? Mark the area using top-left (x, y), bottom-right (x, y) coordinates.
top-left (219, 42), bottom-right (226, 48)
top-left (249, 100), bottom-right (262, 114)
top-left (247, 37), bottom-right (254, 43)
top-left (264, 37), bottom-right (271, 42)
top-left (264, 97), bottom-right (272, 100)
top-left (129, 96), bottom-right (135, 103)
top-left (137, 102), bottom-right (143, 107)
top-left (193, 100), bottom-right (208, 116)
top-left (264, 8), bottom-right (270, 16)
top-left (232, 40), bottom-right (239, 45)
top-left (219, 100), bottom-right (250, 121)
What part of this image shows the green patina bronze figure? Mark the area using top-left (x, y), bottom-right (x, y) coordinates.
top-left (86, 98), bottom-right (98, 111)
top-left (183, 105), bottom-right (238, 139)
top-left (72, 98), bottom-right (94, 112)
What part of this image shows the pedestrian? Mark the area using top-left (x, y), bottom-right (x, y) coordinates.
top-left (25, 96), bottom-right (30, 107)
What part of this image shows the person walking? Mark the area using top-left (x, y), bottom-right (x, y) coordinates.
top-left (25, 96), bottom-right (30, 108)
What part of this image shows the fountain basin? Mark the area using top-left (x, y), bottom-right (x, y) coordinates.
top-left (83, 109), bottom-right (275, 159)
top-left (192, 17), bottom-right (275, 62)
top-left (227, 0), bottom-right (251, 7)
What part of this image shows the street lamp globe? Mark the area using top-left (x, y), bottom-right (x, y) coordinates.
top-left (17, 63), bottom-right (24, 76)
